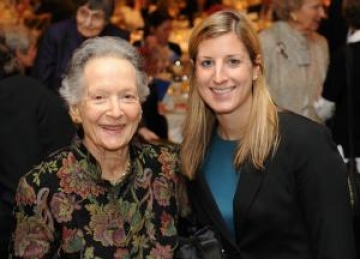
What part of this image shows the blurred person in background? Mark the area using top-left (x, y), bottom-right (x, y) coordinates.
top-left (0, 24), bottom-right (37, 78)
top-left (259, 0), bottom-right (329, 122)
top-left (0, 42), bottom-right (75, 257)
top-left (319, 0), bottom-right (360, 256)
top-left (134, 9), bottom-right (183, 142)
top-left (31, 0), bottom-right (130, 94)
top-left (135, 8), bottom-right (182, 75)
top-left (320, 0), bottom-right (360, 173)
top-left (0, 33), bottom-right (19, 80)
top-left (10, 36), bottom-right (190, 258)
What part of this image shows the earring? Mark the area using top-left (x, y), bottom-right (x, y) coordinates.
top-left (72, 117), bottom-right (81, 124)
top-left (290, 13), bottom-right (297, 22)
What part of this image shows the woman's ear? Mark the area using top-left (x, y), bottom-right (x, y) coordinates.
top-left (253, 66), bottom-right (260, 81)
top-left (138, 107), bottom-right (143, 123)
top-left (290, 12), bottom-right (298, 22)
top-left (252, 54), bottom-right (262, 81)
top-left (70, 106), bottom-right (82, 124)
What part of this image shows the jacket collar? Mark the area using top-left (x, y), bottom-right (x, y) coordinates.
top-left (190, 163), bottom-right (266, 250)
top-left (191, 171), bottom-right (237, 250)
top-left (233, 162), bottom-right (267, 239)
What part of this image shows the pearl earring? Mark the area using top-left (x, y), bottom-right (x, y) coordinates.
top-left (290, 13), bottom-right (298, 22)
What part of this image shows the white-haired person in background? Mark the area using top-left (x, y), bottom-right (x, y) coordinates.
top-left (0, 24), bottom-right (37, 77)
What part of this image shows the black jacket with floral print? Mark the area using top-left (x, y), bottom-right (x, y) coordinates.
top-left (10, 138), bottom-right (191, 259)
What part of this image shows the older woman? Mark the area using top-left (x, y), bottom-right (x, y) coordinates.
top-left (10, 37), bottom-right (190, 258)
top-left (31, 0), bottom-right (130, 93)
top-left (259, 0), bottom-right (328, 122)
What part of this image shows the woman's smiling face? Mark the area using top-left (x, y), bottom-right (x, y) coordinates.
top-left (292, 0), bottom-right (326, 33)
top-left (195, 32), bottom-right (259, 118)
top-left (76, 5), bottom-right (107, 38)
top-left (71, 56), bottom-right (142, 155)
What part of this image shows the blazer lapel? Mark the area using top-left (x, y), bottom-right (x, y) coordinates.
top-left (234, 163), bottom-right (267, 239)
top-left (190, 171), bottom-right (240, 249)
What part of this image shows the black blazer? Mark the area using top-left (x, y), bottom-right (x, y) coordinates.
top-left (187, 112), bottom-right (356, 259)
top-left (0, 75), bottom-right (75, 257)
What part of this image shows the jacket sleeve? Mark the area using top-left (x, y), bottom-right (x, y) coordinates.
top-left (292, 122), bottom-right (356, 258)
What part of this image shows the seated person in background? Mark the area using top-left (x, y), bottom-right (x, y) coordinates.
top-left (0, 42), bottom-right (75, 258)
top-left (135, 8), bottom-right (182, 78)
top-left (135, 9), bottom-right (183, 142)
top-left (10, 36), bottom-right (190, 258)
top-left (31, 0), bottom-right (130, 93)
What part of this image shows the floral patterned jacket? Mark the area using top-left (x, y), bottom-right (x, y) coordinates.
top-left (10, 139), bottom-right (191, 259)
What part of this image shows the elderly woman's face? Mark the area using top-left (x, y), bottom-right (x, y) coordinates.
top-left (292, 0), bottom-right (326, 33)
top-left (76, 5), bottom-right (107, 38)
top-left (71, 56), bottom-right (142, 154)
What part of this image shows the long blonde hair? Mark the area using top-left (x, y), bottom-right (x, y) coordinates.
top-left (181, 9), bottom-right (279, 179)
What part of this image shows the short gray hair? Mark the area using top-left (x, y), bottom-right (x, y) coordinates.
top-left (272, 0), bottom-right (304, 21)
top-left (3, 25), bottom-right (34, 54)
top-left (59, 36), bottom-right (149, 107)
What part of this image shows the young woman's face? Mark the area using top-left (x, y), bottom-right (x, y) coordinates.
top-left (76, 5), bottom-right (107, 38)
top-left (195, 32), bottom-right (259, 119)
top-left (292, 0), bottom-right (326, 33)
top-left (71, 56), bottom-right (142, 156)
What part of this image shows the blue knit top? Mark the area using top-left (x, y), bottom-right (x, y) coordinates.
top-left (202, 133), bottom-right (240, 237)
